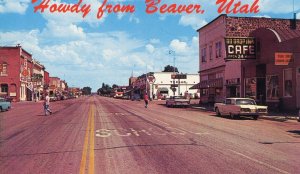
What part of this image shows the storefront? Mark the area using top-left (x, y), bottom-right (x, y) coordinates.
top-left (241, 28), bottom-right (300, 111)
top-left (199, 78), bottom-right (223, 104)
top-left (226, 78), bottom-right (241, 98)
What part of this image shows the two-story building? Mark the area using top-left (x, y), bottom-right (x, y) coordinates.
top-left (197, 15), bottom-right (300, 111)
top-left (0, 46), bottom-right (36, 101)
top-left (49, 77), bottom-right (61, 97)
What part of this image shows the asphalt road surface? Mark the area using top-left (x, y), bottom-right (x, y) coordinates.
top-left (1, 96), bottom-right (299, 174)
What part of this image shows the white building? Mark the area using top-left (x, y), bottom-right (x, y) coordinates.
top-left (134, 72), bottom-right (200, 100)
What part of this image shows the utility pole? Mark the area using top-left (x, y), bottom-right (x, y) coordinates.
top-left (169, 50), bottom-right (176, 96)
top-left (146, 65), bottom-right (148, 95)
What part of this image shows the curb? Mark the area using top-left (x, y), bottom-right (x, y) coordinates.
top-left (191, 106), bottom-right (299, 122)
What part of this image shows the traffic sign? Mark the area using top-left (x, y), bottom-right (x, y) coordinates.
top-left (171, 74), bottom-right (187, 79)
top-left (147, 75), bottom-right (156, 84)
top-left (171, 87), bottom-right (176, 92)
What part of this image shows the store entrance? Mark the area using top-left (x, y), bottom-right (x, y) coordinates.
top-left (228, 86), bottom-right (239, 97)
top-left (256, 64), bottom-right (266, 105)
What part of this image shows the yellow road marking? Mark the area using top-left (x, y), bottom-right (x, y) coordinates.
top-left (89, 105), bottom-right (95, 174)
top-left (79, 103), bottom-right (95, 174)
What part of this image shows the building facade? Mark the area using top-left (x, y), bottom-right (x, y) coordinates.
top-left (0, 46), bottom-right (36, 101)
top-left (197, 15), bottom-right (300, 110)
top-left (132, 72), bottom-right (200, 100)
top-left (49, 77), bottom-right (61, 97)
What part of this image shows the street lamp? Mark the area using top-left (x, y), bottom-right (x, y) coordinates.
top-left (169, 50), bottom-right (176, 96)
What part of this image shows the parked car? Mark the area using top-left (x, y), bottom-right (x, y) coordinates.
top-left (166, 96), bottom-right (190, 108)
top-left (214, 98), bottom-right (268, 120)
top-left (49, 96), bottom-right (57, 102)
top-left (0, 97), bottom-right (11, 112)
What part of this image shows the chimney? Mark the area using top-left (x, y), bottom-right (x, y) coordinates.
top-left (291, 13), bottom-right (297, 30)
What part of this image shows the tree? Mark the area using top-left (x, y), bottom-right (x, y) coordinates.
top-left (163, 65), bottom-right (178, 73)
top-left (82, 87), bottom-right (92, 95)
top-left (112, 84), bottom-right (119, 89)
top-left (97, 83), bottom-right (113, 95)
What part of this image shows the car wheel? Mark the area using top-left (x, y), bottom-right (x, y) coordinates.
top-left (0, 106), bottom-right (2, 112)
top-left (215, 108), bottom-right (221, 117)
top-left (230, 113), bottom-right (236, 119)
top-left (253, 115), bottom-right (258, 120)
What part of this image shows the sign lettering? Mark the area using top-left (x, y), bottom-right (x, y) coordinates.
top-left (225, 37), bottom-right (256, 60)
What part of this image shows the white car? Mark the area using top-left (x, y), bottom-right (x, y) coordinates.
top-left (214, 98), bottom-right (268, 120)
top-left (166, 96), bottom-right (190, 108)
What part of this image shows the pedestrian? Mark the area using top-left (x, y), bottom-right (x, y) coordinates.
top-left (298, 108), bottom-right (300, 122)
top-left (144, 93), bottom-right (149, 108)
top-left (44, 93), bottom-right (52, 116)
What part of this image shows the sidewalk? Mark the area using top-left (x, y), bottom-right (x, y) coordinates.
top-left (191, 104), bottom-right (299, 122)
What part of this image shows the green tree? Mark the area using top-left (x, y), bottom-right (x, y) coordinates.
top-left (97, 83), bottom-right (113, 95)
top-left (82, 87), bottom-right (92, 95)
top-left (162, 65), bottom-right (178, 73)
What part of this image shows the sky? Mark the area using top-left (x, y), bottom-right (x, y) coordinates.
top-left (0, 0), bottom-right (299, 91)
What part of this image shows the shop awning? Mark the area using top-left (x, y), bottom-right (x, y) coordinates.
top-left (190, 83), bottom-right (200, 89)
top-left (192, 78), bottom-right (223, 89)
top-left (157, 87), bottom-right (169, 92)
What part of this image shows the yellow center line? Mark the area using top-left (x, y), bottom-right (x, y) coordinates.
top-left (89, 105), bottom-right (95, 174)
top-left (79, 102), bottom-right (95, 174)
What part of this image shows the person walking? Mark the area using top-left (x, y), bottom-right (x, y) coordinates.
top-left (144, 93), bottom-right (149, 108)
top-left (44, 93), bottom-right (52, 116)
top-left (298, 108), bottom-right (300, 122)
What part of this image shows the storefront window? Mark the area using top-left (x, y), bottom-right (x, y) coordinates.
top-left (245, 78), bottom-right (256, 100)
top-left (284, 69), bottom-right (293, 97)
top-left (201, 47), bottom-right (207, 62)
top-left (1, 84), bottom-right (8, 93)
top-left (0, 63), bottom-right (7, 76)
top-left (266, 75), bottom-right (279, 100)
top-left (215, 41), bottom-right (222, 58)
top-left (201, 89), bottom-right (208, 96)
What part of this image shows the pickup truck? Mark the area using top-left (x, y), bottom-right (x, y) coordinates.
top-left (166, 96), bottom-right (190, 108)
top-left (0, 97), bottom-right (11, 112)
top-left (214, 98), bottom-right (268, 120)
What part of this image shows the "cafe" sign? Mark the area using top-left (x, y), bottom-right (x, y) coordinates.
top-left (225, 37), bottom-right (256, 60)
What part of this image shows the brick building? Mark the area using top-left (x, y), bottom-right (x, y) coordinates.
top-left (0, 46), bottom-right (35, 101)
top-left (197, 15), bottom-right (300, 111)
top-left (49, 77), bottom-right (61, 96)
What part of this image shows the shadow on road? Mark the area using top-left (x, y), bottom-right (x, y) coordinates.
top-left (287, 130), bottom-right (300, 135)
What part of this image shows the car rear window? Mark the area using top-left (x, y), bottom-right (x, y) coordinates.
top-left (236, 99), bottom-right (256, 105)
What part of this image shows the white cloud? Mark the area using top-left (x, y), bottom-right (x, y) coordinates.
top-left (170, 39), bottom-right (188, 53)
top-left (117, 12), bottom-right (125, 20)
top-left (0, 29), bottom-right (150, 89)
top-left (102, 49), bottom-right (121, 61)
top-left (42, 21), bottom-right (86, 39)
top-left (159, 15), bottom-right (167, 21)
top-left (297, 13), bottom-right (300, 19)
top-left (150, 38), bottom-right (160, 44)
top-left (0, 0), bottom-right (30, 14)
top-left (129, 15), bottom-right (140, 24)
top-left (146, 44), bottom-right (155, 53)
top-left (179, 14), bottom-right (208, 30)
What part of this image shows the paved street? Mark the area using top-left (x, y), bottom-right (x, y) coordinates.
top-left (0, 96), bottom-right (299, 174)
